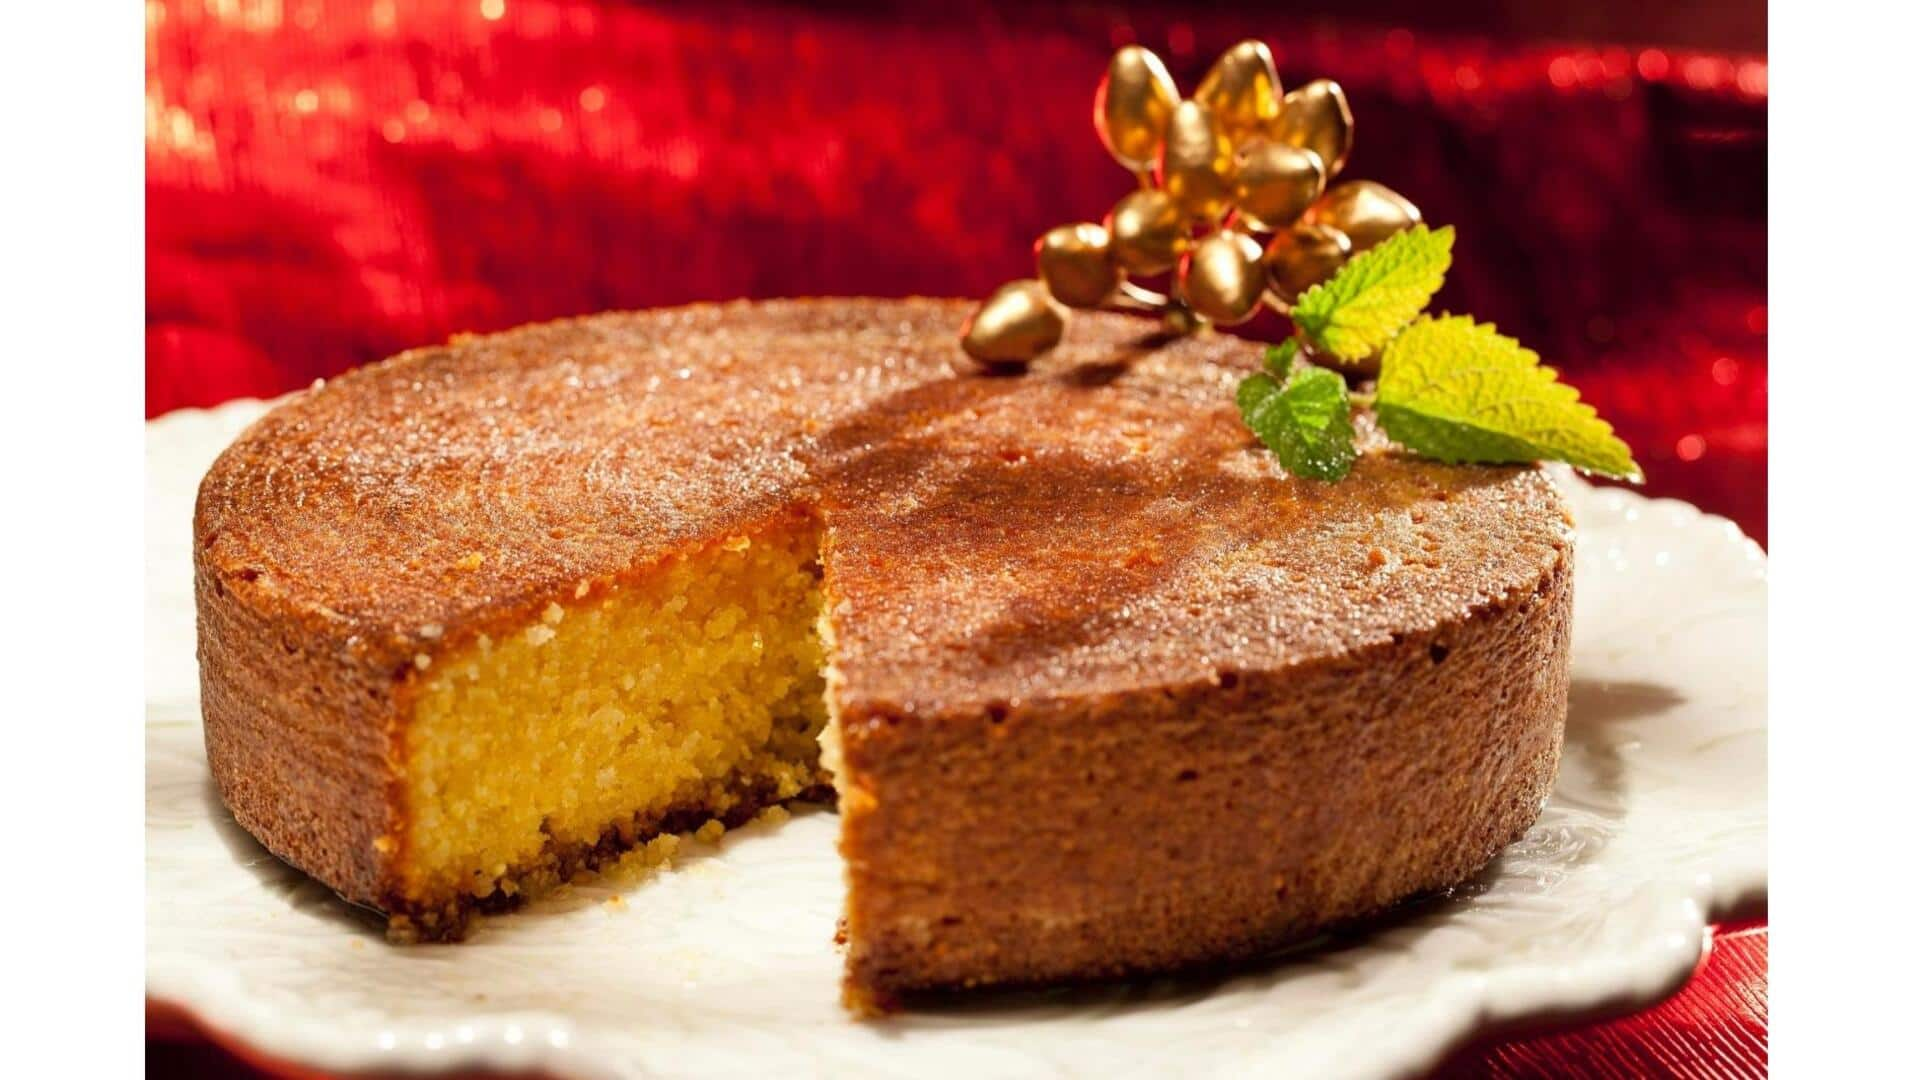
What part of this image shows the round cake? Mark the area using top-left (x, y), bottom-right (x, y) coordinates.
top-left (194, 297), bottom-right (1573, 1010)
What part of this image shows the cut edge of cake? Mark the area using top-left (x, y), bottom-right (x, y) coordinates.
top-left (394, 505), bottom-right (829, 925)
top-left (202, 498), bottom-right (845, 942)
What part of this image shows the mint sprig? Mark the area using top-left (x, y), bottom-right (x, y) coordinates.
top-left (1290, 225), bottom-right (1453, 362)
top-left (1377, 315), bottom-right (1640, 479)
top-left (1263, 336), bottom-right (1299, 377)
top-left (1238, 223), bottom-right (1640, 483)
top-left (1237, 357), bottom-right (1357, 482)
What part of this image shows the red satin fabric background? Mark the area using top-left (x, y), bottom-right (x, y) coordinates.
top-left (145, 1), bottom-right (1767, 1076)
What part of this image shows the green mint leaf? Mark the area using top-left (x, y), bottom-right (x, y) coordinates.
top-left (1237, 365), bottom-right (1357, 482)
top-left (1291, 225), bottom-right (1454, 362)
top-left (1376, 314), bottom-right (1641, 480)
top-left (1263, 338), bottom-right (1299, 377)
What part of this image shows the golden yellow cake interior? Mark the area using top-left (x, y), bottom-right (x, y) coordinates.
top-left (400, 521), bottom-right (828, 906)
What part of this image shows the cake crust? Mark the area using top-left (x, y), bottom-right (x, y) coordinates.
top-left (194, 298), bottom-right (1574, 990)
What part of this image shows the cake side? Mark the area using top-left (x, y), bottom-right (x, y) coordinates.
top-left (194, 509), bottom-right (405, 913)
top-left (834, 543), bottom-right (1572, 1007)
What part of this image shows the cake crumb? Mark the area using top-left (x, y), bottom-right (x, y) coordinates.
top-left (608, 833), bottom-right (683, 881)
top-left (604, 893), bottom-right (627, 910)
top-left (525, 624), bottom-right (557, 646)
top-left (542, 602), bottom-right (566, 625)
top-left (722, 535), bottom-right (753, 552)
top-left (574, 581), bottom-right (591, 599)
top-left (419, 623), bottom-right (444, 639)
top-left (455, 552), bottom-right (485, 571)
top-left (694, 819), bottom-right (726, 844)
top-left (413, 653), bottom-right (432, 671)
top-left (755, 804), bottom-right (792, 826)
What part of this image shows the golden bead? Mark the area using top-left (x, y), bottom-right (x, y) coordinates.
top-left (1231, 140), bottom-right (1326, 233)
top-left (1160, 99), bottom-right (1236, 222)
top-left (960, 279), bottom-right (1066, 367)
top-left (1181, 230), bottom-right (1266, 326)
top-left (1035, 223), bottom-right (1122, 308)
top-left (1274, 79), bottom-right (1354, 178)
top-left (1304, 179), bottom-right (1421, 253)
top-left (1095, 46), bottom-right (1180, 174)
top-left (1195, 40), bottom-right (1283, 141)
top-left (1262, 222), bottom-right (1352, 302)
top-left (1106, 188), bottom-right (1189, 276)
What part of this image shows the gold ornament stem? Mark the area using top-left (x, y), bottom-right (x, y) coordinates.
top-left (1135, 169), bottom-right (1156, 190)
top-left (1260, 292), bottom-right (1293, 317)
top-left (1116, 281), bottom-right (1172, 309)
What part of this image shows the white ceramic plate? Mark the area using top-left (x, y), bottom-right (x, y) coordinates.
top-left (147, 400), bottom-right (1767, 1080)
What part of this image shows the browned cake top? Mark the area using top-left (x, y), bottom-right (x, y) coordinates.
top-left (196, 297), bottom-right (1571, 711)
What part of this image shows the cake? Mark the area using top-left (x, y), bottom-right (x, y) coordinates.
top-left (194, 297), bottom-right (1573, 1010)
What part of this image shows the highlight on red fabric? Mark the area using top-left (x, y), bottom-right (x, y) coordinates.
top-left (145, 0), bottom-right (1765, 540)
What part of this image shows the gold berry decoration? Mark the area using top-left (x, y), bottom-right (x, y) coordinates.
top-left (960, 280), bottom-right (1065, 368)
top-left (961, 39), bottom-right (1423, 370)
